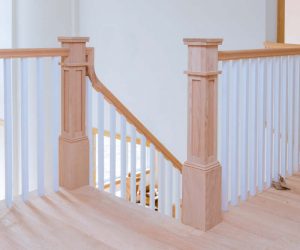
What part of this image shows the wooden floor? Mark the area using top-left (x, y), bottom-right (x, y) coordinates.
top-left (1, 174), bottom-right (300, 250)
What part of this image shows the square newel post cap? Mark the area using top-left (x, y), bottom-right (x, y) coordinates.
top-left (58, 37), bottom-right (90, 44)
top-left (183, 38), bottom-right (223, 47)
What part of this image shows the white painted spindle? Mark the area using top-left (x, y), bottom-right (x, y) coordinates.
top-left (221, 61), bottom-right (229, 209)
top-left (229, 60), bottom-right (239, 205)
top-left (140, 135), bottom-right (146, 206)
top-left (97, 93), bottom-right (105, 190)
top-left (110, 105), bottom-right (116, 194)
top-left (293, 57), bottom-right (300, 173)
top-left (52, 57), bottom-right (60, 192)
top-left (4, 58), bottom-right (13, 207)
top-left (239, 60), bottom-right (249, 201)
top-left (21, 58), bottom-right (29, 200)
top-left (120, 115), bottom-right (127, 198)
top-left (158, 153), bottom-right (165, 213)
top-left (149, 144), bottom-right (155, 210)
top-left (130, 125), bottom-right (136, 202)
top-left (36, 58), bottom-right (45, 196)
top-left (165, 161), bottom-right (173, 216)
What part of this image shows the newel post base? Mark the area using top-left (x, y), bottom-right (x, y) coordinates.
top-left (182, 161), bottom-right (222, 231)
top-left (58, 37), bottom-right (90, 190)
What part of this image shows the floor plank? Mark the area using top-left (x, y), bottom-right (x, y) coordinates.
top-left (1, 174), bottom-right (300, 249)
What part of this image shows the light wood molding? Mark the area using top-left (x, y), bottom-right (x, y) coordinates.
top-left (59, 37), bottom-right (90, 190)
top-left (182, 38), bottom-right (222, 231)
top-left (277, 0), bottom-right (285, 43)
top-left (264, 41), bottom-right (300, 49)
top-left (218, 47), bottom-right (300, 61)
top-left (86, 48), bottom-right (182, 172)
top-left (0, 48), bottom-right (69, 59)
top-left (0, 119), bottom-right (3, 126)
top-left (92, 127), bottom-right (151, 147)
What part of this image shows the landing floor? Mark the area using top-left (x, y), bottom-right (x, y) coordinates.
top-left (1, 174), bottom-right (300, 249)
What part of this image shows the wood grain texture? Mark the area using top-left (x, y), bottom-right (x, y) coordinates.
top-left (58, 37), bottom-right (90, 189)
top-left (86, 48), bottom-right (182, 172)
top-left (1, 174), bottom-right (300, 249)
top-left (264, 41), bottom-right (300, 49)
top-left (219, 47), bottom-right (300, 61)
top-left (277, 0), bottom-right (285, 43)
top-left (183, 38), bottom-right (222, 231)
top-left (0, 48), bottom-right (69, 58)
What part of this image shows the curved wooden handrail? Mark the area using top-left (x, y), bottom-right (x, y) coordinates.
top-left (86, 48), bottom-right (182, 172)
top-left (0, 48), bottom-right (69, 59)
top-left (219, 47), bottom-right (300, 61)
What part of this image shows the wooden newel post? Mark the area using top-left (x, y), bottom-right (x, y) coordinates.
top-left (182, 38), bottom-right (223, 231)
top-left (58, 37), bottom-right (90, 189)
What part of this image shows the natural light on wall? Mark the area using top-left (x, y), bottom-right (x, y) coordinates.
top-left (285, 0), bottom-right (300, 43)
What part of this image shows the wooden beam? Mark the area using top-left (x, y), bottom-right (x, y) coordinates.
top-left (277, 0), bottom-right (285, 43)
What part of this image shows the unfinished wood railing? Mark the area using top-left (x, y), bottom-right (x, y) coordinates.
top-left (85, 47), bottom-right (182, 219)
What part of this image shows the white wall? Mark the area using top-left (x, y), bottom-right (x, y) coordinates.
top-left (285, 0), bottom-right (300, 43)
top-left (266, 0), bottom-right (277, 42)
top-left (79, 0), bottom-right (274, 162)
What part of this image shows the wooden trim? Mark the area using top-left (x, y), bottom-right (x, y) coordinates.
top-left (0, 119), bottom-right (3, 126)
top-left (92, 127), bottom-right (151, 147)
top-left (0, 48), bottom-right (69, 59)
top-left (264, 41), bottom-right (300, 49)
top-left (218, 47), bottom-right (300, 61)
top-left (277, 0), bottom-right (285, 43)
top-left (86, 48), bottom-right (182, 172)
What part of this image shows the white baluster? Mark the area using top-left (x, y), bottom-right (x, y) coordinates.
top-left (4, 58), bottom-right (13, 207)
top-left (293, 57), bottom-right (300, 173)
top-left (97, 93), bottom-right (105, 190)
top-left (287, 56), bottom-right (295, 175)
top-left (158, 152), bottom-right (165, 213)
top-left (130, 125), bottom-right (136, 203)
top-left (280, 57), bottom-right (288, 177)
top-left (239, 60), bottom-right (249, 201)
top-left (86, 78), bottom-right (93, 186)
top-left (149, 143), bottom-right (155, 210)
top-left (21, 58), bottom-right (29, 200)
top-left (266, 58), bottom-right (273, 187)
top-left (273, 57), bottom-right (280, 182)
top-left (229, 60), bottom-right (239, 205)
top-left (221, 61), bottom-right (229, 210)
top-left (257, 58), bottom-right (266, 192)
top-left (174, 168), bottom-right (181, 220)
top-left (36, 58), bottom-right (45, 196)
top-left (120, 115), bottom-right (127, 198)
top-left (52, 57), bottom-right (60, 192)
top-left (110, 104), bottom-right (116, 194)
top-left (165, 161), bottom-right (173, 216)
top-left (248, 59), bottom-right (258, 196)
top-left (140, 135), bottom-right (146, 206)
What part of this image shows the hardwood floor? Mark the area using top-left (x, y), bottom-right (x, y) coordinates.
top-left (1, 174), bottom-right (300, 249)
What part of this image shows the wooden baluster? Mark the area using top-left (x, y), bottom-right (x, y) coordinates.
top-left (21, 58), bottom-right (29, 200)
top-left (4, 58), bottom-right (13, 207)
top-left (58, 37), bottom-right (90, 189)
top-left (86, 78), bottom-right (93, 186)
top-left (165, 161), bottom-right (172, 216)
top-left (183, 38), bottom-right (223, 231)
top-left (158, 152), bottom-right (165, 213)
top-left (36, 57), bottom-right (45, 196)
